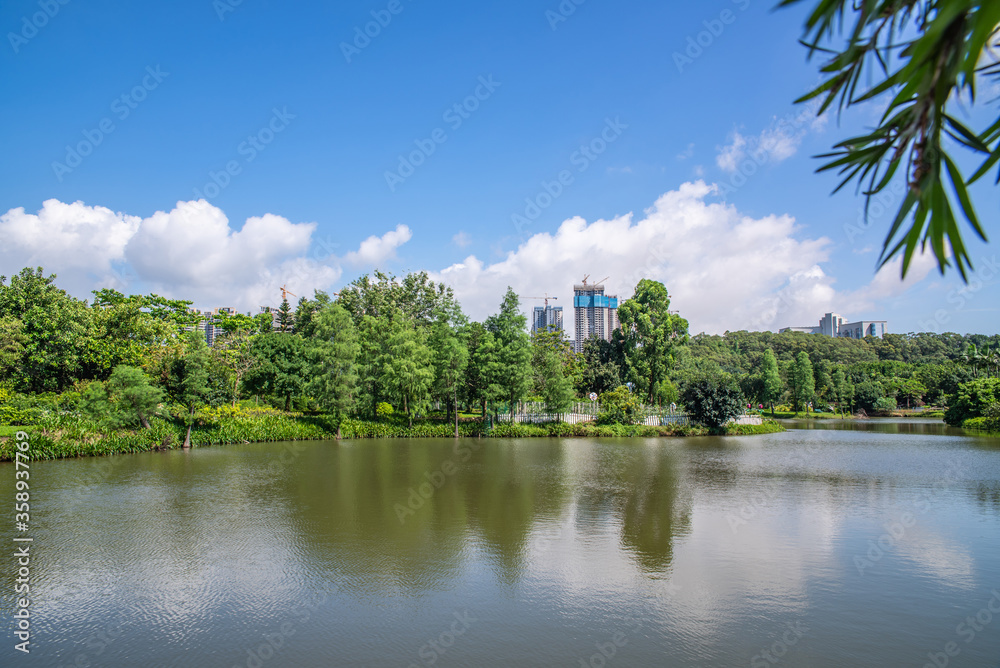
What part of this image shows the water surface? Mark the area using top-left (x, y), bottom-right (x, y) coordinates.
top-left (2, 423), bottom-right (999, 667)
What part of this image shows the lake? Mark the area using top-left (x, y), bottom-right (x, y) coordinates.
top-left (2, 421), bottom-right (999, 667)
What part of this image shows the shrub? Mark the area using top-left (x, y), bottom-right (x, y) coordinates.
top-left (596, 386), bottom-right (642, 425)
top-left (681, 374), bottom-right (745, 431)
top-left (873, 397), bottom-right (898, 414)
top-left (376, 402), bottom-right (394, 420)
top-left (945, 378), bottom-right (1000, 426)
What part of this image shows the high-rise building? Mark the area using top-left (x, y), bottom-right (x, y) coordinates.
top-left (532, 305), bottom-right (564, 335)
top-left (573, 281), bottom-right (618, 353)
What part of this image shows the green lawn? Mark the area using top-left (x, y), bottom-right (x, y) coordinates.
top-left (0, 425), bottom-right (25, 437)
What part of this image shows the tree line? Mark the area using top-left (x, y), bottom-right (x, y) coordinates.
top-left (1, 266), bottom-right (997, 433)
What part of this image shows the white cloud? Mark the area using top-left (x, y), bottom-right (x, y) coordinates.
top-left (432, 181), bottom-right (839, 335)
top-left (0, 199), bottom-right (409, 311)
top-left (716, 105), bottom-right (827, 173)
top-left (676, 143), bottom-right (695, 160)
top-left (431, 181), bottom-right (936, 337)
top-left (0, 199), bottom-right (140, 289)
top-left (343, 224), bottom-right (412, 266)
top-left (452, 231), bottom-right (472, 248)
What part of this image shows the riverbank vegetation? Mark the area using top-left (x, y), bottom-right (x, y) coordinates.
top-left (0, 266), bottom-right (996, 459)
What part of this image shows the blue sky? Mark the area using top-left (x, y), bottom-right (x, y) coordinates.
top-left (1, 0), bottom-right (997, 336)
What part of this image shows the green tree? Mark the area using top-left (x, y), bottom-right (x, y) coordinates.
top-left (0, 268), bottom-right (91, 392)
top-left (789, 351), bottom-right (816, 412)
top-left (617, 279), bottom-right (689, 406)
top-left (167, 332), bottom-right (213, 448)
top-left (681, 374), bottom-right (745, 431)
top-left (106, 365), bottom-right (164, 429)
top-left (276, 298), bottom-right (294, 333)
top-left (531, 329), bottom-right (575, 415)
top-left (782, 0), bottom-right (999, 279)
top-left (944, 377), bottom-right (1000, 425)
top-left (245, 333), bottom-right (309, 411)
top-left (830, 366), bottom-right (855, 416)
top-left (381, 323), bottom-right (434, 427)
top-left (759, 348), bottom-right (784, 417)
top-left (854, 380), bottom-right (887, 414)
top-left (429, 316), bottom-right (469, 436)
top-left (485, 288), bottom-right (532, 417)
top-left (461, 322), bottom-right (501, 419)
top-left (578, 336), bottom-right (622, 396)
top-left (308, 304), bottom-right (359, 436)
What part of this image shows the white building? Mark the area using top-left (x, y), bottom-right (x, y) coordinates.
top-left (780, 312), bottom-right (887, 339)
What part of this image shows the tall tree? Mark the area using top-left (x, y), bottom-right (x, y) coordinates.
top-left (381, 323), bottom-right (434, 427)
top-left (429, 316), bottom-right (469, 436)
top-left (782, 0), bottom-right (1000, 280)
top-left (308, 304), bottom-right (360, 437)
top-left (167, 332), bottom-right (213, 448)
top-left (578, 336), bottom-right (622, 396)
top-left (244, 333), bottom-right (309, 410)
top-left (461, 322), bottom-right (501, 419)
top-left (531, 329), bottom-right (576, 415)
top-left (789, 351), bottom-right (816, 412)
top-left (485, 288), bottom-right (532, 417)
top-left (617, 279), bottom-right (689, 406)
top-left (276, 298), bottom-right (294, 333)
top-left (0, 267), bottom-right (91, 392)
top-left (759, 348), bottom-right (784, 417)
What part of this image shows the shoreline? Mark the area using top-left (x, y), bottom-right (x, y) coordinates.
top-left (0, 416), bottom-right (786, 462)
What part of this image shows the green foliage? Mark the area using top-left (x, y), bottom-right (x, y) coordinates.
top-left (789, 351), bottom-right (816, 411)
top-left (616, 279), bottom-right (688, 405)
top-left (485, 288), bottom-right (532, 415)
top-left (596, 386), bottom-right (642, 425)
top-left (854, 380), bottom-right (886, 413)
top-left (245, 332), bottom-right (309, 410)
top-left (381, 321), bottom-right (434, 427)
top-left (375, 402), bottom-right (394, 419)
top-left (531, 329), bottom-right (575, 414)
top-left (945, 378), bottom-right (1000, 426)
top-left (307, 304), bottom-right (360, 428)
top-left (578, 336), bottom-right (622, 395)
top-left (873, 397), bottom-right (899, 414)
top-left (681, 374), bottom-right (745, 431)
top-left (781, 0), bottom-right (1000, 279)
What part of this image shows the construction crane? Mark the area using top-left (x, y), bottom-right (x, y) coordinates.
top-left (580, 274), bottom-right (591, 286)
top-left (595, 276), bottom-right (610, 286)
top-left (279, 285), bottom-right (297, 302)
top-left (522, 293), bottom-right (559, 307)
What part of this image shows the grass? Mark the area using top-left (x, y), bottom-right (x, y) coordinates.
top-left (0, 412), bottom-right (785, 462)
top-left (0, 425), bottom-right (24, 438)
top-left (769, 410), bottom-right (844, 420)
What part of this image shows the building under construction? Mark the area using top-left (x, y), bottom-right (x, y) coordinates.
top-left (573, 276), bottom-right (618, 353)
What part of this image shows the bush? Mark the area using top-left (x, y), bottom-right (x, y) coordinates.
top-left (376, 402), bottom-right (394, 420)
top-left (945, 378), bottom-right (1000, 426)
top-left (873, 397), bottom-right (898, 414)
top-left (681, 374), bottom-right (745, 431)
top-left (853, 380), bottom-right (886, 413)
top-left (596, 386), bottom-right (642, 425)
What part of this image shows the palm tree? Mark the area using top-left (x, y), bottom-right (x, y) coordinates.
top-left (961, 344), bottom-right (984, 378)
